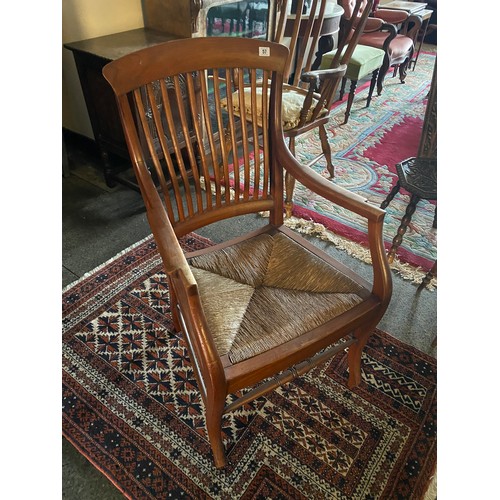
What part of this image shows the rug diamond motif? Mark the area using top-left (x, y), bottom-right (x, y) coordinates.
top-left (63, 234), bottom-right (436, 499)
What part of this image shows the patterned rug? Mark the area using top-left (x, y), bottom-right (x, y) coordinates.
top-left (63, 234), bottom-right (437, 499)
top-left (291, 51), bottom-right (437, 273)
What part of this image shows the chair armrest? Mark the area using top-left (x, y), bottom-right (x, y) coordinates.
top-left (275, 134), bottom-right (384, 222)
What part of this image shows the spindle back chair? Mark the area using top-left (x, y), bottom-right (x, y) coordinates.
top-left (103, 36), bottom-right (392, 468)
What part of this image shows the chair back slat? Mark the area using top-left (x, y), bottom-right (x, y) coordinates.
top-left (103, 38), bottom-right (289, 236)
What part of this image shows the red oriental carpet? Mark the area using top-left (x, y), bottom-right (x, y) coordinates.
top-left (291, 52), bottom-right (437, 273)
top-left (62, 234), bottom-right (437, 499)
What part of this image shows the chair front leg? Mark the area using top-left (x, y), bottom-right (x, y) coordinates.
top-left (205, 395), bottom-right (228, 469)
top-left (318, 124), bottom-right (334, 178)
top-left (347, 326), bottom-right (373, 388)
top-left (398, 48), bottom-right (413, 83)
top-left (344, 79), bottom-right (358, 125)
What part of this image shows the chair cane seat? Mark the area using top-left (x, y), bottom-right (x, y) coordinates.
top-left (189, 232), bottom-right (366, 364)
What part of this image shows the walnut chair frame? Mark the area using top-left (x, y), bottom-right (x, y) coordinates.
top-left (103, 37), bottom-right (392, 469)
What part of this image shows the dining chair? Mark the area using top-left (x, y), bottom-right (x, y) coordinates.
top-left (103, 36), bottom-right (392, 468)
top-left (336, 0), bottom-right (421, 97)
top-left (318, 0), bottom-right (385, 124)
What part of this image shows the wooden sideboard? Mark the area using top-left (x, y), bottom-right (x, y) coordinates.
top-left (65, 28), bottom-right (181, 188)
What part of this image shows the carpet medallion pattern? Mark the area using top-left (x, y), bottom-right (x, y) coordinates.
top-left (63, 235), bottom-right (436, 499)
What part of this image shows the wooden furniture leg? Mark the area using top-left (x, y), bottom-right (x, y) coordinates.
top-left (285, 137), bottom-right (296, 218)
top-left (319, 124), bottom-right (334, 177)
top-left (344, 79), bottom-right (358, 124)
top-left (366, 69), bottom-right (379, 109)
top-left (417, 260), bottom-right (437, 292)
top-left (380, 180), bottom-right (401, 209)
top-left (387, 193), bottom-right (420, 263)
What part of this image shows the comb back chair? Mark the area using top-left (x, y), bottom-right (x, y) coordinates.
top-left (103, 36), bottom-right (392, 469)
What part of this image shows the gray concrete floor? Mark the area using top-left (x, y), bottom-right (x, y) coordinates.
top-left (62, 132), bottom-right (437, 498)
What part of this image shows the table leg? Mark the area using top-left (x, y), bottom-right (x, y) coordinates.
top-left (410, 16), bottom-right (431, 71)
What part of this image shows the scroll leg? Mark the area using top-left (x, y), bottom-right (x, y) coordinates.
top-left (343, 79), bottom-right (357, 125)
top-left (399, 50), bottom-right (413, 84)
top-left (377, 58), bottom-right (390, 96)
top-left (387, 193), bottom-right (420, 263)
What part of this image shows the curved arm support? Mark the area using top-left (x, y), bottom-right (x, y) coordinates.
top-left (380, 22), bottom-right (398, 51)
top-left (274, 130), bottom-right (384, 222)
top-left (273, 130), bottom-right (392, 303)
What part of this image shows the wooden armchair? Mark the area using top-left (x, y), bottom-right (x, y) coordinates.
top-left (224, 0), bottom-right (373, 217)
top-left (103, 37), bottom-right (392, 469)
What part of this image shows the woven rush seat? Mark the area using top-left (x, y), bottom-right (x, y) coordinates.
top-left (189, 232), bottom-right (366, 364)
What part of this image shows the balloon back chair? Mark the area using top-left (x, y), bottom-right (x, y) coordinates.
top-left (335, 0), bottom-right (421, 97)
top-left (103, 36), bottom-right (392, 469)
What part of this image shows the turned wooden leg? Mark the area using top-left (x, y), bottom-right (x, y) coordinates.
top-left (347, 327), bottom-right (372, 388)
top-left (343, 79), bottom-right (357, 125)
top-left (380, 180), bottom-right (401, 209)
top-left (318, 124), bottom-right (334, 178)
top-left (339, 76), bottom-right (347, 101)
top-left (417, 260), bottom-right (437, 292)
top-left (388, 193), bottom-right (420, 263)
top-left (205, 400), bottom-right (227, 468)
top-left (366, 69), bottom-right (379, 109)
top-left (284, 138), bottom-right (296, 218)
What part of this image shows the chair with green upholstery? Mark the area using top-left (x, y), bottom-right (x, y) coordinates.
top-left (320, 44), bottom-right (385, 124)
